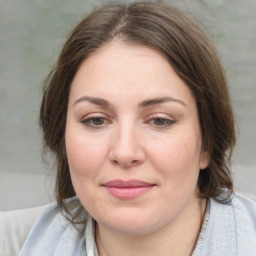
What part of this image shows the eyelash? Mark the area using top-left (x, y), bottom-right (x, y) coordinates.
top-left (147, 117), bottom-right (175, 128)
top-left (81, 115), bottom-right (175, 129)
top-left (81, 116), bottom-right (111, 128)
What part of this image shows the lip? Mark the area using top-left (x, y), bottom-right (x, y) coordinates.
top-left (102, 179), bottom-right (155, 199)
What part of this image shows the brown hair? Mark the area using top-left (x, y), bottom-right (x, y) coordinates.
top-left (40, 1), bottom-right (236, 212)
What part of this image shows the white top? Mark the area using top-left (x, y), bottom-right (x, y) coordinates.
top-left (1, 192), bottom-right (256, 256)
top-left (0, 205), bottom-right (48, 256)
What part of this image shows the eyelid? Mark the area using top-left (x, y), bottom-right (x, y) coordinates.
top-left (145, 112), bottom-right (175, 120)
top-left (81, 112), bottom-right (112, 128)
top-left (81, 112), bottom-right (110, 119)
top-left (144, 113), bottom-right (176, 128)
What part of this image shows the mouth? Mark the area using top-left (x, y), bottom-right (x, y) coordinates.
top-left (102, 179), bottom-right (156, 200)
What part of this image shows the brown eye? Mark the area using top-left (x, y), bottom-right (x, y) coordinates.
top-left (82, 117), bottom-right (109, 128)
top-left (91, 117), bottom-right (105, 125)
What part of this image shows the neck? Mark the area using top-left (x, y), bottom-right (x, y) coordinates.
top-left (96, 198), bottom-right (206, 256)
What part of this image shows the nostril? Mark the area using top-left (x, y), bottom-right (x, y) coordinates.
top-left (112, 160), bottom-right (119, 166)
top-left (111, 158), bottom-right (140, 168)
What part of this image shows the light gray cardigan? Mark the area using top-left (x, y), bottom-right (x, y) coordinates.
top-left (1, 192), bottom-right (256, 256)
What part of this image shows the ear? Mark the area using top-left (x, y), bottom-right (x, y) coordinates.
top-left (199, 151), bottom-right (210, 170)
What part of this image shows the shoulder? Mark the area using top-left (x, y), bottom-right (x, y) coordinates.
top-left (210, 191), bottom-right (256, 230)
top-left (232, 191), bottom-right (256, 207)
top-left (212, 191), bottom-right (256, 220)
top-left (230, 191), bottom-right (256, 227)
top-left (210, 190), bottom-right (256, 210)
top-left (201, 191), bottom-right (256, 255)
top-left (0, 205), bottom-right (49, 256)
top-left (19, 197), bottom-right (87, 256)
top-left (237, 191), bottom-right (256, 202)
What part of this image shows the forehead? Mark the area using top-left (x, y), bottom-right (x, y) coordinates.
top-left (69, 40), bottom-right (195, 107)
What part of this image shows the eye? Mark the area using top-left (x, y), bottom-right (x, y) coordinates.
top-left (147, 116), bottom-right (175, 128)
top-left (81, 116), bottom-right (111, 128)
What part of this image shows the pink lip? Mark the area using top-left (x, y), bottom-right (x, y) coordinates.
top-left (102, 179), bottom-right (155, 199)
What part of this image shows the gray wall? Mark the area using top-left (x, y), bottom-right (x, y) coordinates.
top-left (1, 0), bottom-right (255, 211)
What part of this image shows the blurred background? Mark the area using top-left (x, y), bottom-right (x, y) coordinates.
top-left (1, 0), bottom-right (255, 211)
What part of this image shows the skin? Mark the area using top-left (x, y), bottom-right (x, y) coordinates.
top-left (65, 40), bottom-right (209, 256)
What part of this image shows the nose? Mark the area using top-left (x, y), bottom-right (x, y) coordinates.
top-left (109, 123), bottom-right (146, 168)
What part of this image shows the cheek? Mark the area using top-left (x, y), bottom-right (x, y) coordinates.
top-left (149, 135), bottom-right (202, 182)
top-left (65, 130), bottom-right (107, 177)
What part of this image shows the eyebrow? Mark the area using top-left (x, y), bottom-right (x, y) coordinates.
top-left (73, 96), bottom-right (186, 108)
top-left (73, 96), bottom-right (111, 107)
top-left (138, 97), bottom-right (187, 107)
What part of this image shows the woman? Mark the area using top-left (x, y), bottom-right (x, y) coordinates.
top-left (17, 1), bottom-right (256, 255)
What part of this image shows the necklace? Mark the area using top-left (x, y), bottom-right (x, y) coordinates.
top-left (95, 199), bottom-right (207, 256)
top-left (96, 224), bottom-right (110, 256)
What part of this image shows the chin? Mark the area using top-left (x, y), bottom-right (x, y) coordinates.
top-left (95, 209), bottom-right (168, 236)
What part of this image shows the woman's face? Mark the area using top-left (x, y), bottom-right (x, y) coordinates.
top-left (65, 41), bottom-right (209, 236)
